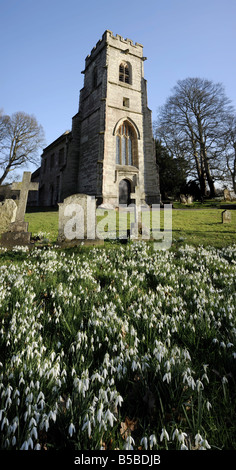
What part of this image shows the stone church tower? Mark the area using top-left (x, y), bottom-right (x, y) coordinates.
top-left (37, 31), bottom-right (160, 207)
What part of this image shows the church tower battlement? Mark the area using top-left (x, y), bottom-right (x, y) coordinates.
top-left (84, 30), bottom-right (144, 70)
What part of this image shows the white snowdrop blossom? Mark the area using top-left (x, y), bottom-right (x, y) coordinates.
top-left (149, 434), bottom-right (157, 450)
top-left (124, 435), bottom-right (135, 450)
top-left (68, 423), bottom-right (76, 437)
top-left (160, 428), bottom-right (169, 442)
top-left (140, 436), bottom-right (148, 450)
top-left (0, 243), bottom-right (235, 450)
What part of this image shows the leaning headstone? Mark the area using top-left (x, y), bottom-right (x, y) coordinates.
top-left (0, 199), bottom-right (17, 234)
top-left (224, 189), bottom-right (231, 201)
top-left (180, 194), bottom-right (187, 204)
top-left (0, 172), bottom-right (39, 247)
top-left (222, 210), bottom-right (231, 223)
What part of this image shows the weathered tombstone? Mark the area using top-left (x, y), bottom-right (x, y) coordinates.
top-left (224, 189), bottom-right (231, 201)
top-left (180, 194), bottom-right (187, 204)
top-left (0, 172), bottom-right (39, 247)
top-left (222, 210), bottom-right (231, 223)
top-left (58, 194), bottom-right (102, 245)
top-left (130, 185), bottom-right (149, 239)
top-left (0, 199), bottom-right (17, 235)
top-left (187, 195), bottom-right (193, 204)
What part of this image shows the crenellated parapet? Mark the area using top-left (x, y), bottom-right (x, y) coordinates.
top-left (85, 30), bottom-right (144, 69)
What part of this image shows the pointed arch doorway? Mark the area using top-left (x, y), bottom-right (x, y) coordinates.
top-left (119, 179), bottom-right (131, 205)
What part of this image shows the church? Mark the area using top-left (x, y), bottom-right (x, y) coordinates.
top-left (35, 30), bottom-right (160, 207)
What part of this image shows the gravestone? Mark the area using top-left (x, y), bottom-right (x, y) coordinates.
top-left (180, 194), bottom-right (187, 204)
top-left (130, 185), bottom-right (149, 239)
top-left (0, 199), bottom-right (17, 234)
top-left (58, 194), bottom-right (102, 245)
top-left (0, 172), bottom-right (39, 247)
top-left (187, 195), bottom-right (193, 204)
top-left (224, 189), bottom-right (231, 201)
top-left (222, 210), bottom-right (231, 223)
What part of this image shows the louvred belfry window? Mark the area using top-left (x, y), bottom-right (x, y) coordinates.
top-left (119, 63), bottom-right (130, 84)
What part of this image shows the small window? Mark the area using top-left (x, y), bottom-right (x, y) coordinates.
top-left (119, 62), bottom-right (131, 84)
top-left (123, 97), bottom-right (130, 107)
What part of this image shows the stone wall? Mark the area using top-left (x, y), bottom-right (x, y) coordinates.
top-left (39, 131), bottom-right (71, 206)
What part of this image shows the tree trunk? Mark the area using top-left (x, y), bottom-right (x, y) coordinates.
top-left (190, 129), bottom-right (207, 197)
top-left (197, 116), bottom-right (216, 197)
top-left (232, 144), bottom-right (236, 193)
top-left (0, 165), bottom-right (11, 186)
top-left (204, 152), bottom-right (216, 198)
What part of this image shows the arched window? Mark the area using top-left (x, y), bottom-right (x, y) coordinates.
top-left (119, 62), bottom-right (131, 84)
top-left (116, 122), bottom-right (134, 165)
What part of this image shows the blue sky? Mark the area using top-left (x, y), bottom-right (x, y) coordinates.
top-left (1, 0), bottom-right (236, 174)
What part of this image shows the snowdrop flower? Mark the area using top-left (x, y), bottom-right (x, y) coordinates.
top-left (105, 409), bottom-right (116, 427)
top-left (97, 404), bottom-right (103, 423)
top-left (140, 436), bottom-right (148, 450)
top-left (206, 401), bottom-right (212, 411)
top-left (160, 428), bottom-right (169, 442)
top-left (82, 416), bottom-right (92, 438)
top-left (163, 372), bottom-right (171, 384)
top-left (196, 379), bottom-right (204, 392)
top-left (66, 397), bottom-right (72, 409)
top-left (20, 440), bottom-right (29, 450)
top-left (177, 431), bottom-right (187, 444)
top-left (31, 427), bottom-right (38, 440)
top-left (27, 437), bottom-right (34, 449)
top-left (195, 432), bottom-right (203, 446)
top-left (172, 428), bottom-right (179, 441)
top-left (68, 423), bottom-right (76, 437)
top-left (124, 435), bottom-right (135, 450)
top-left (180, 443), bottom-right (189, 450)
top-left (1, 417), bottom-right (9, 431)
top-left (131, 360), bottom-right (138, 371)
top-left (115, 394), bottom-right (123, 408)
top-left (149, 434), bottom-right (157, 449)
top-left (165, 360), bottom-right (171, 372)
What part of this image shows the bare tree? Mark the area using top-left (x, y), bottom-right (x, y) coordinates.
top-left (221, 115), bottom-right (236, 192)
top-left (0, 111), bottom-right (45, 185)
top-left (155, 78), bottom-right (235, 197)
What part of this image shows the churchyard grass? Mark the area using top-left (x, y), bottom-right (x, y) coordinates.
top-left (24, 206), bottom-right (236, 248)
top-left (0, 242), bottom-right (235, 450)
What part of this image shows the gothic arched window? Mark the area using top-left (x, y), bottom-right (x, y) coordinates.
top-left (116, 122), bottom-right (134, 166)
top-left (119, 62), bottom-right (131, 84)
